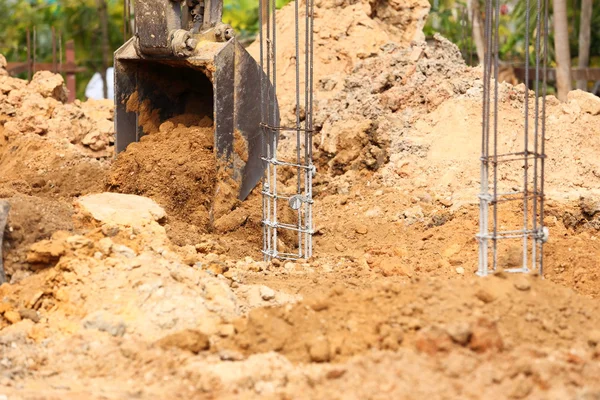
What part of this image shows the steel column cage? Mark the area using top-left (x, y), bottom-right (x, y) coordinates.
top-left (259, 0), bottom-right (315, 260)
top-left (477, 0), bottom-right (549, 276)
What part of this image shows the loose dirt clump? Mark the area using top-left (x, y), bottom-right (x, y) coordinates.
top-left (107, 116), bottom-right (218, 230)
top-left (1, 194), bottom-right (73, 281)
top-left (106, 115), bottom-right (266, 249)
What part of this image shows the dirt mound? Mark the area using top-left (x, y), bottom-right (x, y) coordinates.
top-left (248, 0), bottom-right (430, 124)
top-left (1, 72), bottom-right (114, 155)
top-left (0, 71), bottom-right (113, 200)
top-left (372, 84), bottom-right (600, 203)
top-left (309, 35), bottom-right (477, 176)
top-left (223, 273), bottom-right (599, 362)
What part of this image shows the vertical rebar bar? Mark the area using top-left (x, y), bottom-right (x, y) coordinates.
top-left (532, 0), bottom-right (542, 271)
top-left (540, 0), bottom-right (549, 275)
top-left (522, 0), bottom-right (531, 272)
top-left (295, 0), bottom-right (302, 256)
top-left (492, 0), bottom-right (500, 271)
top-left (271, 0), bottom-right (278, 258)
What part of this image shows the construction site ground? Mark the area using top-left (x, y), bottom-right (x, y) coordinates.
top-left (2, 0), bottom-right (600, 398)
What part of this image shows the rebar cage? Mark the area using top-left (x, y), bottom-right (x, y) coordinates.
top-left (477, 0), bottom-right (549, 276)
top-left (259, 0), bottom-right (315, 260)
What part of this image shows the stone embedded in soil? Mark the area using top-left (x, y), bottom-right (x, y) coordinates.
top-left (355, 224), bottom-right (368, 235)
top-left (3, 310), bottom-right (22, 324)
top-left (26, 239), bottom-right (66, 264)
top-left (260, 286), bottom-right (276, 301)
top-left (156, 329), bottom-right (210, 354)
top-left (83, 311), bottom-right (127, 337)
top-left (513, 276), bottom-right (531, 291)
top-left (111, 244), bottom-right (136, 259)
top-left (18, 308), bottom-right (40, 323)
top-left (76, 193), bottom-right (166, 228)
top-left (308, 336), bottom-right (331, 363)
top-left (475, 289), bottom-right (496, 304)
top-left (445, 322), bottom-right (472, 345)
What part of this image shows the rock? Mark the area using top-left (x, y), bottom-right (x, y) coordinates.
top-left (567, 89), bottom-right (600, 115)
top-left (475, 289), bottom-right (496, 304)
top-left (66, 235), bottom-right (93, 250)
top-left (156, 329), bottom-right (210, 354)
top-left (455, 267), bottom-right (465, 275)
top-left (260, 286), bottom-right (276, 301)
top-left (335, 243), bottom-right (345, 252)
top-left (365, 207), bottom-right (382, 217)
top-left (101, 224), bottom-right (120, 237)
top-left (402, 205), bottom-right (424, 225)
top-left (309, 296), bottom-right (330, 312)
top-left (445, 322), bottom-right (472, 345)
top-left (307, 336), bottom-right (331, 362)
top-left (83, 311), bottom-right (127, 337)
top-left (206, 261), bottom-right (228, 275)
top-left (26, 239), bottom-right (66, 264)
top-left (28, 71), bottom-right (68, 102)
top-left (469, 318), bottom-right (504, 353)
top-left (513, 276), bottom-right (531, 291)
top-left (18, 308), bottom-right (40, 323)
top-left (111, 244), bottom-right (137, 259)
top-left (379, 257), bottom-right (412, 277)
top-left (355, 224), bottom-right (368, 235)
top-left (3, 310), bottom-right (22, 324)
top-left (438, 197), bottom-right (453, 207)
top-left (76, 193), bottom-right (166, 228)
top-left (97, 238), bottom-right (113, 255)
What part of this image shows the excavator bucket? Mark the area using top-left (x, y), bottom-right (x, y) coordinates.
top-left (114, 0), bottom-right (278, 200)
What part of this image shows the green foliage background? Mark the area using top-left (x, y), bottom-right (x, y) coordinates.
top-left (424, 0), bottom-right (600, 67)
top-left (0, 0), bottom-right (290, 99)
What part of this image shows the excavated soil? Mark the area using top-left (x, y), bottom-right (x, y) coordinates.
top-left (2, 1), bottom-right (600, 399)
top-left (106, 113), bottom-right (268, 253)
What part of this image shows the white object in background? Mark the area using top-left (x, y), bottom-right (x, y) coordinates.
top-left (85, 67), bottom-right (115, 101)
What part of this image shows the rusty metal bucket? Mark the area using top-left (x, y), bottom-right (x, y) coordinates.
top-left (114, 1), bottom-right (278, 200)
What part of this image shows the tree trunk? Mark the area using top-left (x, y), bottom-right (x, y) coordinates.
top-left (467, 0), bottom-right (485, 65)
top-left (553, 0), bottom-right (572, 101)
top-left (96, 0), bottom-right (110, 99)
top-left (576, 0), bottom-right (592, 90)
